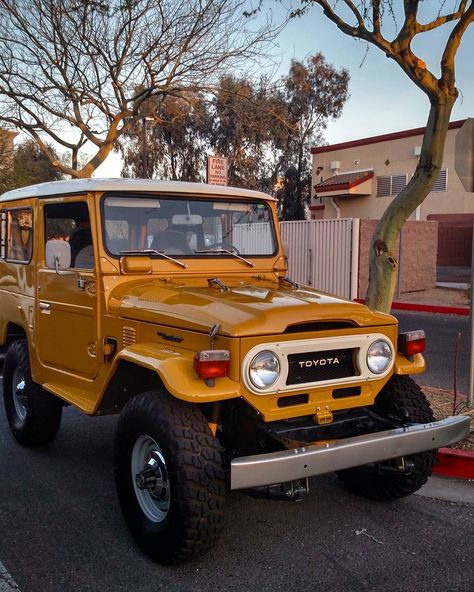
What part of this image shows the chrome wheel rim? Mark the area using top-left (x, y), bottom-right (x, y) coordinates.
top-left (131, 435), bottom-right (170, 523)
top-left (12, 367), bottom-right (27, 421)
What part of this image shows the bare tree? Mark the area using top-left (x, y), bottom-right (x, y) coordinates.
top-left (0, 0), bottom-right (278, 178)
top-left (303, 1), bottom-right (474, 312)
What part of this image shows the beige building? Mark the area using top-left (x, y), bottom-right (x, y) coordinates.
top-left (311, 118), bottom-right (474, 266)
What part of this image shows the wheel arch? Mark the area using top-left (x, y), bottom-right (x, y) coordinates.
top-left (0, 322), bottom-right (28, 358)
top-left (97, 360), bottom-right (164, 414)
top-left (96, 343), bottom-right (240, 414)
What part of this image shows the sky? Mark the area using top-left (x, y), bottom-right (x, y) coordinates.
top-left (273, 1), bottom-right (474, 143)
top-left (96, 1), bottom-right (474, 177)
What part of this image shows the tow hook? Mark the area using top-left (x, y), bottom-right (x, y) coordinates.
top-left (378, 457), bottom-right (415, 475)
top-left (244, 478), bottom-right (310, 502)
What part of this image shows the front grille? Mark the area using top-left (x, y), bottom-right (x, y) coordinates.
top-left (286, 348), bottom-right (358, 385)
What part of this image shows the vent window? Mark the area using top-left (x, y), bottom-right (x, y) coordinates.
top-left (3, 207), bottom-right (33, 263)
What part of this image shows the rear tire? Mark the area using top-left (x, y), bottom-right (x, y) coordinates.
top-left (115, 390), bottom-right (225, 564)
top-left (3, 340), bottom-right (63, 446)
top-left (338, 375), bottom-right (436, 500)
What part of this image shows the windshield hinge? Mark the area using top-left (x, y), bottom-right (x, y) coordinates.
top-left (279, 276), bottom-right (299, 290)
top-left (208, 278), bottom-right (230, 292)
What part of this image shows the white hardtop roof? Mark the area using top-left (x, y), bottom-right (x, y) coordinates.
top-left (0, 178), bottom-right (275, 203)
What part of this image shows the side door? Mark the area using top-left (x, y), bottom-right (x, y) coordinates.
top-left (36, 198), bottom-right (99, 379)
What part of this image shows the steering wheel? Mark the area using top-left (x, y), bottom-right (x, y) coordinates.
top-left (206, 242), bottom-right (240, 255)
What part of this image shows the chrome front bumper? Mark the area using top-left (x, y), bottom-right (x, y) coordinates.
top-left (230, 416), bottom-right (470, 490)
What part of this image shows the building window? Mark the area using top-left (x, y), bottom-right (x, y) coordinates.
top-left (376, 173), bottom-right (407, 197)
top-left (432, 168), bottom-right (448, 192)
top-left (3, 208), bottom-right (33, 263)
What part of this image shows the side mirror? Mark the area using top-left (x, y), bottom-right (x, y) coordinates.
top-left (45, 239), bottom-right (71, 271)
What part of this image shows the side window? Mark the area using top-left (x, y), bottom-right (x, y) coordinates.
top-left (44, 201), bottom-right (94, 269)
top-left (5, 207), bottom-right (33, 263)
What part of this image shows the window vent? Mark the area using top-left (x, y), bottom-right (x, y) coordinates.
top-left (391, 174), bottom-right (407, 195)
top-left (432, 168), bottom-right (448, 192)
top-left (376, 174), bottom-right (407, 197)
top-left (122, 326), bottom-right (137, 347)
top-left (376, 176), bottom-right (391, 197)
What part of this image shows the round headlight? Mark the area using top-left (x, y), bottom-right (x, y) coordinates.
top-left (367, 340), bottom-right (392, 374)
top-left (249, 350), bottom-right (280, 389)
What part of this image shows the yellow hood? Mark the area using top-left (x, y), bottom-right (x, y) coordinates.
top-left (109, 278), bottom-right (395, 337)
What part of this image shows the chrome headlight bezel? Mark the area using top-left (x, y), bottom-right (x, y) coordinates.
top-left (248, 350), bottom-right (280, 390)
top-left (366, 339), bottom-right (393, 375)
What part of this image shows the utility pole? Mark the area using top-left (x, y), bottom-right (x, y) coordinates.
top-left (468, 231), bottom-right (474, 406)
top-left (141, 116), bottom-right (154, 178)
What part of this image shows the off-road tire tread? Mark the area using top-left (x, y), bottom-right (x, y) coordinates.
top-left (3, 339), bottom-right (62, 446)
top-left (339, 375), bottom-right (436, 501)
top-left (115, 390), bottom-right (225, 564)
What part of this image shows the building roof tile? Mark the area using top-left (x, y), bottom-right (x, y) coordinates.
top-left (314, 171), bottom-right (373, 192)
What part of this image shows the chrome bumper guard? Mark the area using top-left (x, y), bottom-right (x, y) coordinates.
top-left (230, 416), bottom-right (470, 490)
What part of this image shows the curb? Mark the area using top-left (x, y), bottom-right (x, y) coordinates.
top-left (434, 447), bottom-right (474, 480)
top-left (354, 298), bottom-right (469, 316)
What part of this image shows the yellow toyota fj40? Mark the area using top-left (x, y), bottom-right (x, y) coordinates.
top-left (0, 179), bottom-right (469, 564)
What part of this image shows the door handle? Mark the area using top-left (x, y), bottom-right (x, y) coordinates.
top-left (39, 302), bottom-right (51, 313)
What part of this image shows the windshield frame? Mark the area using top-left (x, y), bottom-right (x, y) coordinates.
top-left (100, 192), bottom-right (278, 260)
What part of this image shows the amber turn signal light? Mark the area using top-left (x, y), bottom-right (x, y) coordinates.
top-left (193, 350), bottom-right (230, 379)
top-left (398, 330), bottom-right (426, 356)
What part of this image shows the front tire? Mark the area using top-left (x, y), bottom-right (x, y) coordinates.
top-left (338, 375), bottom-right (436, 501)
top-left (114, 390), bottom-right (225, 564)
top-left (3, 340), bottom-right (63, 446)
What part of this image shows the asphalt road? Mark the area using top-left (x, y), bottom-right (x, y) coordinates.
top-left (394, 310), bottom-right (470, 393)
top-left (0, 311), bottom-right (473, 592)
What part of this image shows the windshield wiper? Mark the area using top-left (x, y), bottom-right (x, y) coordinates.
top-left (195, 248), bottom-right (254, 267)
top-left (119, 249), bottom-right (187, 268)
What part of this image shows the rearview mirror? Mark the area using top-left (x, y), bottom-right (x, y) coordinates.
top-left (172, 214), bottom-right (203, 226)
top-left (45, 239), bottom-right (71, 270)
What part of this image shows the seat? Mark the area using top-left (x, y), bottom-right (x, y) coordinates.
top-left (151, 230), bottom-right (191, 254)
top-left (107, 238), bottom-right (129, 254)
top-left (69, 227), bottom-right (93, 267)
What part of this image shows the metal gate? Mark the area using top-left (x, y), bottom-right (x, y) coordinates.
top-left (280, 219), bottom-right (359, 299)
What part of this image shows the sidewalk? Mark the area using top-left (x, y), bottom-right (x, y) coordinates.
top-left (355, 282), bottom-right (470, 316)
top-left (417, 475), bottom-right (474, 504)
top-left (393, 285), bottom-right (470, 314)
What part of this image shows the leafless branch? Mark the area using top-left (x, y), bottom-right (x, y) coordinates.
top-left (0, 0), bottom-right (282, 177)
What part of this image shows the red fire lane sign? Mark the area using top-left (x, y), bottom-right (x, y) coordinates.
top-left (207, 156), bottom-right (228, 186)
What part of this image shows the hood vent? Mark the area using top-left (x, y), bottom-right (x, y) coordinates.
top-left (122, 326), bottom-right (137, 347)
top-left (285, 321), bottom-right (357, 333)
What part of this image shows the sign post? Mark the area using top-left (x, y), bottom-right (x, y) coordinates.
top-left (454, 119), bottom-right (474, 405)
top-left (207, 156), bottom-right (228, 186)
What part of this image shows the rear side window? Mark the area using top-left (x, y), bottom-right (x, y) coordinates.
top-left (2, 207), bottom-right (33, 263)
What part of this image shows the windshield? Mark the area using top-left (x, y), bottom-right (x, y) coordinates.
top-left (102, 195), bottom-right (276, 257)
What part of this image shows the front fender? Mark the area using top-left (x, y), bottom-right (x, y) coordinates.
top-left (113, 343), bottom-right (241, 403)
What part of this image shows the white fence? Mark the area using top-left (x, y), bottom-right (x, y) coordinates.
top-left (233, 222), bottom-right (273, 254)
top-left (280, 219), bottom-right (360, 299)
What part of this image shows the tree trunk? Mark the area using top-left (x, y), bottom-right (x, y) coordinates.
top-left (365, 96), bottom-right (455, 312)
